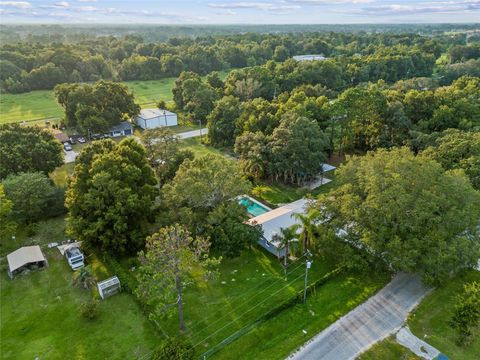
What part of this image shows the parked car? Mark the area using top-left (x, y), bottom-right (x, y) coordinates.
top-left (78, 137), bottom-right (86, 144)
top-left (64, 143), bottom-right (73, 151)
top-left (69, 137), bottom-right (77, 144)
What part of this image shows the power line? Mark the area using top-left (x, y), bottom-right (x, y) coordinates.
top-left (187, 255), bottom-right (306, 335)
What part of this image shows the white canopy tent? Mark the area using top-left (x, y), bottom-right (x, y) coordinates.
top-left (7, 246), bottom-right (48, 279)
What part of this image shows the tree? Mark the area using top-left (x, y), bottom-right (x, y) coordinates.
top-left (293, 209), bottom-right (320, 254)
top-left (450, 281), bottom-right (480, 346)
top-left (313, 147), bottom-right (480, 284)
top-left (66, 138), bottom-right (157, 253)
top-left (151, 338), bottom-right (194, 360)
top-left (207, 96), bottom-right (242, 147)
top-left (0, 184), bottom-right (16, 245)
top-left (163, 154), bottom-right (250, 212)
top-left (277, 225), bottom-right (300, 271)
top-left (142, 127), bottom-right (194, 186)
top-left (206, 202), bottom-right (262, 258)
top-left (269, 113), bottom-right (329, 184)
top-left (54, 80), bottom-right (139, 133)
top-left (423, 129), bottom-right (480, 189)
top-left (2, 172), bottom-right (57, 224)
top-left (0, 124), bottom-right (63, 179)
top-left (136, 224), bottom-right (220, 331)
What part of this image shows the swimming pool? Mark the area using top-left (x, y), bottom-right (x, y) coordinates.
top-left (238, 196), bottom-right (271, 217)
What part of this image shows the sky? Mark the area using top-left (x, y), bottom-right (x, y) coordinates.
top-left (0, 0), bottom-right (479, 24)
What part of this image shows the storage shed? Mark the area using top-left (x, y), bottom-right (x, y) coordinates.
top-left (97, 276), bottom-right (121, 299)
top-left (7, 246), bottom-right (48, 279)
top-left (136, 109), bottom-right (178, 129)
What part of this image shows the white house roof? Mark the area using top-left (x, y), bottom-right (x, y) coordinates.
top-left (137, 108), bottom-right (176, 120)
top-left (293, 54), bottom-right (327, 61)
top-left (321, 163), bottom-right (336, 172)
top-left (247, 198), bottom-right (309, 247)
top-left (7, 246), bottom-right (46, 272)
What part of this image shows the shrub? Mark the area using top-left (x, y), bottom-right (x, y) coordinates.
top-left (151, 338), bottom-right (194, 360)
top-left (80, 299), bottom-right (99, 320)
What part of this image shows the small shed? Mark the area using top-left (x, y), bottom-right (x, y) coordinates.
top-left (136, 109), bottom-right (178, 129)
top-left (108, 121), bottom-right (133, 137)
top-left (7, 246), bottom-right (48, 279)
top-left (97, 276), bottom-right (121, 299)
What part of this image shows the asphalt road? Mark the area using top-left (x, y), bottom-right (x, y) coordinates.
top-left (288, 273), bottom-right (430, 360)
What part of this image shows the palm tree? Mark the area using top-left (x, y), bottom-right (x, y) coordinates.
top-left (278, 225), bottom-right (300, 276)
top-left (72, 265), bottom-right (96, 290)
top-left (293, 209), bottom-right (320, 254)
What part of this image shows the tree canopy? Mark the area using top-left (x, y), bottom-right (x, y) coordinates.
top-left (0, 124), bottom-right (63, 179)
top-left (312, 147), bottom-right (480, 284)
top-left (66, 138), bottom-right (157, 253)
top-left (54, 80), bottom-right (139, 133)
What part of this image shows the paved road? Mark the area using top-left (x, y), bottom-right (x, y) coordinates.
top-left (288, 273), bottom-right (430, 360)
top-left (396, 327), bottom-right (440, 360)
top-left (177, 128), bottom-right (208, 139)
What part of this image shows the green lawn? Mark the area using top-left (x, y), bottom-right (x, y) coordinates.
top-left (0, 71), bottom-right (229, 125)
top-left (0, 78), bottom-right (175, 125)
top-left (211, 271), bottom-right (389, 359)
top-left (50, 163), bottom-right (75, 188)
top-left (357, 337), bottom-right (421, 360)
top-left (0, 218), bottom-right (160, 360)
top-left (408, 270), bottom-right (480, 360)
top-left (179, 137), bottom-right (232, 159)
top-left (255, 171), bottom-right (338, 207)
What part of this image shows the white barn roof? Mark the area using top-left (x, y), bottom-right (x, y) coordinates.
top-left (247, 198), bottom-right (309, 247)
top-left (138, 109), bottom-right (176, 120)
top-left (7, 246), bottom-right (46, 273)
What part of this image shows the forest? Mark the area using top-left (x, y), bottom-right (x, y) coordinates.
top-left (1, 24), bottom-right (479, 93)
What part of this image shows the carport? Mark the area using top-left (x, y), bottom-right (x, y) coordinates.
top-left (7, 246), bottom-right (48, 279)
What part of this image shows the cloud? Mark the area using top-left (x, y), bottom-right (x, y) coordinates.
top-left (359, 0), bottom-right (480, 15)
top-left (287, 0), bottom-right (373, 4)
top-left (208, 2), bottom-right (300, 11)
top-left (76, 0), bottom-right (97, 2)
top-left (54, 1), bottom-right (70, 7)
top-left (0, 1), bottom-right (31, 8)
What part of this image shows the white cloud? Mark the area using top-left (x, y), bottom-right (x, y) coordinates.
top-left (288, 0), bottom-right (373, 4)
top-left (208, 2), bottom-right (300, 11)
top-left (0, 1), bottom-right (31, 8)
top-left (54, 1), bottom-right (70, 7)
top-left (359, 1), bottom-right (480, 15)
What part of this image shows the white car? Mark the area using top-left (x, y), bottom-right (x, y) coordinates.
top-left (64, 143), bottom-right (73, 151)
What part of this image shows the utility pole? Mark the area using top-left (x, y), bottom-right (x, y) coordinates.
top-left (303, 259), bottom-right (312, 304)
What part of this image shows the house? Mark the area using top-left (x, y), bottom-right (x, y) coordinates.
top-left (108, 121), bottom-right (133, 137)
top-left (135, 109), bottom-right (178, 129)
top-left (247, 198), bottom-right (309, 258)
top-left (293, 54), bottom-right (327, 62)
top-left (7, 246), bottom-right (48, 279)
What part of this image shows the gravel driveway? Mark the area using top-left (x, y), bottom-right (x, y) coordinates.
top-left (288, 273), bottom-right (430, 360)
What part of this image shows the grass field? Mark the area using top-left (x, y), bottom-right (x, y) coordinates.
top-left (0, 218), bottom-right (160, 360)
top-left (0, 78), bottom-right (176, 125)
top-left (408, 270), bottom-right (480, 360)
top-left (357, 337), bottom-right (421, 360)
top-left (0, 71), bottom-right (229, 125)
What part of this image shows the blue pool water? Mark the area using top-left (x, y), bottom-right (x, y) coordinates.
top-left (238, 197), bottom-right (270, 217)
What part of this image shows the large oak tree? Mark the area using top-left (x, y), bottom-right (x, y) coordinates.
top-left (313, 147), bottom-right (480, 284)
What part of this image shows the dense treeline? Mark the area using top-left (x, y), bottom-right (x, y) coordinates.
top-left (2, 23), bottom-right (478, 44)
top-left (1, 29), bottom-right (478, 93)
top-left (195, 65), bottom-right (479, 186)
